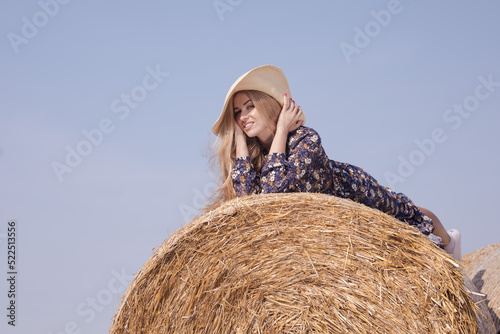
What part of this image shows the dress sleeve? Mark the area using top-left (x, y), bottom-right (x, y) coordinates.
top-left (260, 128), bottom-right (331, 194)
top-left (231, 156), bottom-right (261, 196)
top-left (332, 162), bottom-right (443, 246)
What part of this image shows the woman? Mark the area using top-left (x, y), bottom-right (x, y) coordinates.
top-left (211, 65), bottom-right (461, 261)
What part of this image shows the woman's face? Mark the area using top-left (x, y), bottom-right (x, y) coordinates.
top-left (233, 92), bottom-right (273, 140)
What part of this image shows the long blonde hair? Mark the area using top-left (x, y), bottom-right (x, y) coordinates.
top-left (207, 90), bottom-right (282, 210)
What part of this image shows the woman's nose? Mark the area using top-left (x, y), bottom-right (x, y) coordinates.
top-left (240, 110), bottom-right (249, 121)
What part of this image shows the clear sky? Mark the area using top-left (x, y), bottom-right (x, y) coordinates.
top-left (1, 1), bottom-right (499, 333)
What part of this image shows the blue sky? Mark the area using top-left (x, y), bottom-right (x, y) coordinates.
top-left (1, 1), bottom-right (499, 333)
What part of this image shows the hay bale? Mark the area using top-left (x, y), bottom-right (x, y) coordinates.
top-left (463, 274), bottom-right (496, 333)
top-left (110, 193), bottom-right (478, 333)
top-left (463, 243), bottom-right (500, 333)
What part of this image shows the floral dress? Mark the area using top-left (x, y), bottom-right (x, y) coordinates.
top-left (231, 126), bottom-right (442, 247)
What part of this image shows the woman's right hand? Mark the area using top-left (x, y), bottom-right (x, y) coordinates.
top-left (234, 119), bottom-right (246, 140)
top-left (234, 120), bottom-right (250, 158)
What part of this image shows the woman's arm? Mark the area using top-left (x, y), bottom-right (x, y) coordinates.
top-left (234, 119), bottom-right (249, 158)
top-left (261, 127), bottom-right (331, 194)
top-left (232, 120), bottom-right (259, 196)
top-left (231, 156), bottom-right (260, 196)
top-left (269, 95), bottom-right (304, 155)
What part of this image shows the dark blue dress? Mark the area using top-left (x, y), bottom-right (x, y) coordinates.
top-left (231, 126), bottom-right (442, 247)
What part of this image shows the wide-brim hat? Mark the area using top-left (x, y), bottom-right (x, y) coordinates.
top-left (212, 65), bottom-right (306, 136)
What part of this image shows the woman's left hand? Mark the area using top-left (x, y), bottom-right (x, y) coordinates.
top-left (276, 94), bottom-right (304, 133)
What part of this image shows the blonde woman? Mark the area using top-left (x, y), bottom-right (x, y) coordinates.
top-left (211, 65), bottom-right (461, 261)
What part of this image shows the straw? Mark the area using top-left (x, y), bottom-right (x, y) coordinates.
top-left (463, 243), bottom-right (500, 333)
top-left (110, 193), bottom-right (478, 333)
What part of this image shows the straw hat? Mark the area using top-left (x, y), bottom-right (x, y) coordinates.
top-left (212, 65), bottom-right (306, 136)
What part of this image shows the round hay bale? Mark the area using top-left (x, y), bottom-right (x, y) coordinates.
top-left (110, 193), bottom-right (478, 333)
top-left (463, 274), bottom-right (496, 334)
top-left (463, 243), bottom-right (500, 333)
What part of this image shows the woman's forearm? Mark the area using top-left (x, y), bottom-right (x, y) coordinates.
top-left (269, 127), bottom-right (288, 155)
top-left (235, 135), bottom-right (250, 158)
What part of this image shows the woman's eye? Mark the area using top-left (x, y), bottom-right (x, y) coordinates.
top-left (234, 111), bottom-right (241, 117)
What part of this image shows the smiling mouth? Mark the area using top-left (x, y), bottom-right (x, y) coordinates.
top-left (244, 122), bottom-right (253, 131)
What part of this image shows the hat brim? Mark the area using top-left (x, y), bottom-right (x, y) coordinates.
top-left (212, 65), bottom-right (306, 136)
